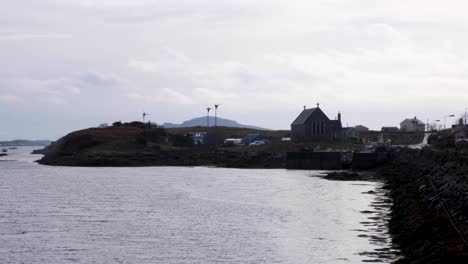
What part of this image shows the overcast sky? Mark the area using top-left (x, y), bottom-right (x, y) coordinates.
top-left (1, 0), bottom-right (468, 140)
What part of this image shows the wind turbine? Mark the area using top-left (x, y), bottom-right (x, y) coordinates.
top-left (214, 104), bottom-right (220, 127)
top-left (206, 107), bottom-right (211, 127)
top-left (142, 112), bottom-right (150, 123)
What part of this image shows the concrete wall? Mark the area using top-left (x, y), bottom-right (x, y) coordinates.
top-left (286, 152), bottom-right (342, 170)
top-left (351, 152), bottom-right (388, 170)
top-left (286, 151), bottom-right (391, 170)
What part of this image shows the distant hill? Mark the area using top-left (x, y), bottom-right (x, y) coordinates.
top-left (0, 140), bottom-right (52, 147)
top-left (162, 117), bottom-right (269, 130)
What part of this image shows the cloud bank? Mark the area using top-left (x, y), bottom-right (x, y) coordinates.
top-left (1, 0), bottom-right (468, 139)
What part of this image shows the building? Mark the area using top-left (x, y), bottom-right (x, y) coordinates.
top-left (451, 118), bottom-right (468, 146)
top-left (291, 105), bottom-right (342, 141)
top-left (354, 125), bottom-right (369, 132)
top-left (191, 132), bottom-right (224, 146)
top-left (400, 117), bottom-right (425, 132)
top-left (192, 132), bottom-right (207, 145)
top-left (381, 127), bottom-right (399, 132)
top-left (341, 127), bottom-right (359, 139)
top-left (451, 118), bottom-right (468, 131)
top-left (242, 134), bottom-right (268, 145)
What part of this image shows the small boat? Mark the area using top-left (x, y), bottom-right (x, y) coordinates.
top-left (1, 148), bottom-right (7, 153)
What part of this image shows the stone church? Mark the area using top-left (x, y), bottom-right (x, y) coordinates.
top-left (291, 104), bottom-right (342, 141)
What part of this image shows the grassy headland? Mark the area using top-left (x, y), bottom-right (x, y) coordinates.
top-left (38, 122), bottom-right (367, 167)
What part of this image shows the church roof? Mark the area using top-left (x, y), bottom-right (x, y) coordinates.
top-left (291, 108), bottom-right (318, 126)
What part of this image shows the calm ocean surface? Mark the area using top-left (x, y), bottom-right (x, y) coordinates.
top-left (0, 147), bottom-right (398, 263)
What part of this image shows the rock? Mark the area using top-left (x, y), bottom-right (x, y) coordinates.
top-left (31, 148), bottom-right (49, 155)
top-left (323, 171), bottom-right (365, 181)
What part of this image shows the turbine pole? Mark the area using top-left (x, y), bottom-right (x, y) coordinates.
top-left (206, 107), bottom-right (211, 127)
top-left (214, 104), bottom-right (220, 127)
top-left (142, 112), bottom-right (149, 123)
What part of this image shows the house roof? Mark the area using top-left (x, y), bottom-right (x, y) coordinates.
top-left (291, 108), bottom-right (318, 126)
top-left (401, 118), bottom-right (424, 125)
top-left (341, 127), bottom-right (355, 134)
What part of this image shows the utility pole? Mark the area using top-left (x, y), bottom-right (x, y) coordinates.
top-left (214, 104), bottom-right (220, 127)
top-left (142, 112), bottom-right (150, 144)
top-left (465, 108), bottom-right (467, 126)
top-left (206, 107), bottom-right (211, 127)
top-left (444, 114), bottom-right (455, 130)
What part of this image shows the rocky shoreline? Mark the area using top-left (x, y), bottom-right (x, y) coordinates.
top-left (38, 148), bottom-right (286, 168)
top-left (322, 171), bottom-right (381, 181)
top-left (378, 148), bottom-right (468, 264)
top-left (320, 148), bottom-right (468, 263)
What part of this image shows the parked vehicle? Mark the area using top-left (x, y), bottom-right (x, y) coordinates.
top-left (224, 138), bottom-right (243, 146)
top-left (249, 140), bottom-right (266, 146)
top-left (455, 137), bottom-right (468, 146)
top-left (242, 134), bottom-right (268, 145)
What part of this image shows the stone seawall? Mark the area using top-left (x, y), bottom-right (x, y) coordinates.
top-left (379, 149), bottom-right (468, 264)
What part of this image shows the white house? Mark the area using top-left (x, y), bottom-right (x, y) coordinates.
top-left (400, 117), bottom-right (425, 132)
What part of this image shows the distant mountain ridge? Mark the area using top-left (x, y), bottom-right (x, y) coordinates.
top-left (162, 116), bottom-right (269, 130)
top-left (0, 140), bottom-right (52, 147)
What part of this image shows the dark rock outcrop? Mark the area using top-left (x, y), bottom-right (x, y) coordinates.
top-left (324, 171), bottom-right (363, 181)
top-left (379, 148), bottom-right (468, 264)
top-left (39, 148), bottom-right (286, 168)
top-left (31, 147), bottom-right (50, 155)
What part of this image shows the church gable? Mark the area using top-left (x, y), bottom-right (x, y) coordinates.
top-left (291, 107), bottom-right (330, 126)
top-left (305, 108), bottom-right (330, 124)
top-left (290, 105), bottom-right (342, 141)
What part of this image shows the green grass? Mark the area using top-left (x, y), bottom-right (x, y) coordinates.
top-left (166, 126), bottom-right (290, 140)
top-left (220, 139), bottom-right (364, 154)
top-left (360, 131), bottom-right (424, 145)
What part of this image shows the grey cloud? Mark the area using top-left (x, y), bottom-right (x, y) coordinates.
top-left (76, 72), bottom-right (122, 88)
top-left (0, 32), bottom-right (72, 40)
top-left (1, 0), bottom-right (468, 140)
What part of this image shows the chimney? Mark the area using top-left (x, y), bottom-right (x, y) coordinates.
top-left (338, 112), bottom-right (341, 122)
